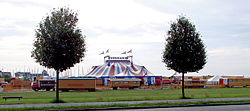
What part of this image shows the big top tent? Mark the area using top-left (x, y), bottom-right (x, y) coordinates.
top-left (85, 55), bottom-right (155, 78)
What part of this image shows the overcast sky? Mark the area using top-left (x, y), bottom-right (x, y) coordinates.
top-left (0, 0), bottom-right (250, 77)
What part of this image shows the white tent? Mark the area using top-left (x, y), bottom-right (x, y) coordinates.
top-left (207, 75), bottom-right (222, 84)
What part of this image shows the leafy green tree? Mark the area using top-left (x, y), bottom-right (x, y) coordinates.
top-left (0, 74), bottom-right (11, 83)
top-left (163, 16), bottom-right (207, 98)
top-left (31, 7), bottom-right (86, 102)
top-left (3, 75), bottom-right (11, 83)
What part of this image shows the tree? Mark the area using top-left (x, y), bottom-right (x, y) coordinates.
top-left (31, 7), bottom-right (86, 102)
top-left (3, 74), bottom-right (11, 83)
top-left (0, 74), bottom-right (11, 83)
top-left (162, 16), bottom-right (206, 98)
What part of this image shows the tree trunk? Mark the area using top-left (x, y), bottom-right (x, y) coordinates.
top-left (182, 72), bottom-right (185, 98)
top-left (56, 70), bottom-right (59, 103)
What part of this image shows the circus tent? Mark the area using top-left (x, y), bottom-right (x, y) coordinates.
top-left (207, 75), bottom-right (222, 85)
top-left (85, 56), bottom-right (154, 78)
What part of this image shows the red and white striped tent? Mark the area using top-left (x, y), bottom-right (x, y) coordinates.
top-left (85, 56), bottom-right (154, 77)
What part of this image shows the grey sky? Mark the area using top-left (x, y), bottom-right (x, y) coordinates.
top-left (0, 0), bottom-right (250, 77)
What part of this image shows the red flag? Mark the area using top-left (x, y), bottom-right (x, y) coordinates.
top-left (106, 49), bottom-right (109, 53)
top-left (121, 51), bottom-right (126, 54)
top-left (99, 51), bottom-right (104, 55)
top-left (173, 72), bottom-right (177, 76)
top-left (127, 49), bottom-right (132, 53)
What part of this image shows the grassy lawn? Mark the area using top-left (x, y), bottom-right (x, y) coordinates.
top-left (0, 88), bottom-right (250, 105)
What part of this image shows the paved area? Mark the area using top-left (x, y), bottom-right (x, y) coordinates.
top-left (0, 97), bottom-right (250, 108)
top-left (123, 104), bottom-right (250, 111)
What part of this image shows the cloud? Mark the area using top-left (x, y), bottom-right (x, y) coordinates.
top-left (232, 32), bottom-right (250, 39)
top-left (198, 46), bottom-right (250, 75)
top-left (208, 47), bottom-right (250, 57)
top-left (0, 0), bottom-right (176, 75)
top-left (1, 0), bottom-right (250, 77)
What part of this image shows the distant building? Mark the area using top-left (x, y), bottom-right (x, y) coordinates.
top-left (15, 72), bottom-right (31, 78)
top-left (30, 73), bottom-right (49, 77)
top-left (0, 71), bottom-right (11, 77)
top-left (15, 70), bottom-right (49, 78)
top-left (42, 70), bottom-right (48, 75)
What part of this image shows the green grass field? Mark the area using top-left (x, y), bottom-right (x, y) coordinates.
top-left (0, 88), bottom-right (250, 105)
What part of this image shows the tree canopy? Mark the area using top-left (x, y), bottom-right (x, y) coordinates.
top-left (163, 16), bottom-right (207, 74)
top-left (31, 7), bottom-right (86, 72)
top-left (0, 74), bottom-right (11, 83)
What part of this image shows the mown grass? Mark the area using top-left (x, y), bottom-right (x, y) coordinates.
top-left (0, 88), bottom-right (249, 105)
top-left (1, 100), bottom-right (250, 111)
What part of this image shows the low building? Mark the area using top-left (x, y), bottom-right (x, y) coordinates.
top-left (0, 71), bottom-right (11, 77)
top-left (15, 72), bottom-right (31, 78)
top-left (15, 70), bottom-right (49, 78)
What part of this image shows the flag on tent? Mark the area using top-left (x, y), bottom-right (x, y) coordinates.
top-left (99, 51), bottom-right (104, 55)
top-left (121, 51), bottom-right (126, 54)
top-left (173, 72), bottom-right (177, 76)
top-left (106, 49), bottom-right (109, 53)
top-left (127, 49), bottom-right (132, 53)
